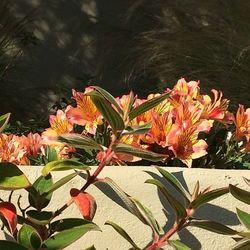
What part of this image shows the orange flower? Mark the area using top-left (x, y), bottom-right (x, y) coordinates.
top-left (167, 125), bottom-right (208, 167)
top-left (66, 88), bottom-right (103, 134)
top-left (20, 133), bottom-right (42, 158)
top-left (199, 89), bottom-right (229, 121)
top-left (0, 134), bottom-right (28, 165)
top-left (42, 108), bottom-right (73, 145)
top-left (170, 78), bottom-right (200, 101)
top-left (234, 104), bottom-right (250, 140)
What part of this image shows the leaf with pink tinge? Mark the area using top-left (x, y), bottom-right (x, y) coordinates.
top-left (0, 202), bottom-right (17, 235)
top-left (70, 189), bottom-right (97, 221)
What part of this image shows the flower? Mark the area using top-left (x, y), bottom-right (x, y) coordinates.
top-left (234, 104), bottom-right (250, 141)
top-left (66, 88), bottom-right (103, 134)
top-left (42, 108), bottom-right (73, 145)
top-left (169, 78), bottom-right (200, 101)
top-left (199, 89), bottom-right (229, 121)
top-left (0, 134), bottom-right (28, 165)
top-left (167, 125), bottom-right (208, 167)
top-left (20, 133), bottom-right (42, 158)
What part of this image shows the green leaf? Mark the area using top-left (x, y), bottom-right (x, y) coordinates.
top-left (26, 210), bottom-right (53, 225)
top-left (28, 174), bottom-right (53, 210)
top-left (169, 240), bottom-right (191, 250)
top-left (191, 187), bottom-right (229, 209)
top-left (0, 113), bottom-right (10, 132)
top-left (145, 179), bottom-right (187, 219)
top-left (92, 86), bottom-right (123, 115)
top-left (229, 184), bottom-right (250, 205)
top-left (44, 219), bottom-right (100, 250)
top-left (18, 224), bottom-right (42, 249)
top-left (129, 92), bottom-right (169, 120)
top-left (188, 219), bottom-right (237, 235)
top-left (44, 172), bottom-right (78, 194)
top-left (89, 90), bottom-right (125, 132)
top-left (44, 146), bottom-right (58, 162)
top-left (132, 198), bottom-right (163, 235)
top-left (41, 159), bottom-right (90, 176)
top-left (156, 167), bottom-right (191, 201)
top-left (237, 208), bottom-right (250, 230)
top-left (100, 177), bottom-right (148, 225)
top-left (0, 163), bottom-right (31, 190)
top-left (232, 238), bottom-right (250, 250)
top-left (122, 123), bottom-right (152, 135)
top-left (0, 240), bottom-right (28, 250)
top-left (105, 221), bottom-right (140, 249)
top-left (113, 143), bottom-right (166, 162)
top-left (58, 133), bottom-right (103, 151)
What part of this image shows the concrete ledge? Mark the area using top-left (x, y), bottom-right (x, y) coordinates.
top-left (1, 166), bottom-right (250, 250)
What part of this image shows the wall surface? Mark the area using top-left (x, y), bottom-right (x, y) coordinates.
top-left (0, 166), bottom-right (250, 250)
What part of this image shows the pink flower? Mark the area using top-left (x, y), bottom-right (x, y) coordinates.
top-left (66, 88), bottom-right (103, 134)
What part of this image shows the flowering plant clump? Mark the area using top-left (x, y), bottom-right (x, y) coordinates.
top-left (1, 78), bottom-right (249, 168)
top-left (0, 83), bottom-right (249, 249)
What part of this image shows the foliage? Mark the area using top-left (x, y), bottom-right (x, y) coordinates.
top-left (1, 80), bottom-right (250, 168)
top-left (0, 86), bottom-right (249, 249)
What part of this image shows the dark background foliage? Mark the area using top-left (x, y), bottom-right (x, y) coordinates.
top-left (0, 0), bottom-right (249, 122)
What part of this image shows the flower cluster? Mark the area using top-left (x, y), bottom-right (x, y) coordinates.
top-left (0, 78), bottom-right (249, 167)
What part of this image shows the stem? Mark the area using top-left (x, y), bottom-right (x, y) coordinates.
top-left (146, 219), bottom-right (187, 250)
top-left (53, 142), bottom-right (115, 218)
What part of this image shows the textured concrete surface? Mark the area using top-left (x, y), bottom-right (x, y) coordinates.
top-left (0, 166), bottom-right (250, 250)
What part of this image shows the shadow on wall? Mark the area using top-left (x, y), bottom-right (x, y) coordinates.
top-left (1, 0), bottom-right (249, 121)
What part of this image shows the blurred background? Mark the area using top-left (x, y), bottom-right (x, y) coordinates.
top-left (0, 0), bottom-right (250, 122)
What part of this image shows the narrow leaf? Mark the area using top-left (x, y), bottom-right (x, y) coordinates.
top-left (0, 202), bottom-right (17, 234)
top-left (44, 172), bottom-right (78, 194)
top-left (189, 219), bottom-right (237, 235)
top-left (122, 123), bottom-right (152, 135)
top-left (0, 163), bottom-right (31, 190)
top-left (229, 184), bottom-right (250, 205)
top-left (18, 224), bottom-right (42, 250)
top-left (92, 86), bottom-right (123, 115)
top-left (99, 177), bottom-right (148, 225)
top-left (169, 240), bottom-right (191, 250)
top-left (237, 208), bottom-right (250, 230)
top-left (132, 198), bottom-right (163, 235)
top-left (43, 219), bottom-right (100, 250)
top-left (145, 179), bottom-right (187, 219)
top-left (105, 221), bottom-right (140, 249)
top-left (0, 240), bottom-right (28, 250)
top-left (58, 133), bottom-right (103, 151)
top-left (89, 91), bottom-right (125, 132)
top-left (0, 113), bottom-right (11, 132)
top-left (28, 174), bottom-right (53, 210)
top-left (113, 143), bottom-right (166, 162)
top-left (129, 92), bottom-right (169, 120)
top-left (70, 189), bottom-right (97, 221)
top-left (157, 167), bottom-right (191, 201)
top-left (191, 187), bottom-right (229, 209)
top-left (41, 159), bottom-right (90, 176)
top-left (26, 210), bottom-right (53, 225)
top-left (232, 238), bottom-right (250, 250)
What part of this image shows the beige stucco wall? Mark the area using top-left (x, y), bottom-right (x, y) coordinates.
top-left (1, 166), bottom-right (250, 250)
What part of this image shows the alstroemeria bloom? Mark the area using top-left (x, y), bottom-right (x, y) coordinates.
top-left (199, 89), bottom-right (229, 121)
top-left (169, 78), bottom-right (200, 101)
top-left (20, 133), bottom-right (42, 158)
top-left (66, 88), bottom-right (103, 134)
top-left (42, 108), bottom-right (73, 145)
top-left (234, 104), bottom-right (250, 140)
top-left (167, 125), bottom-right (208, 167)
top-left (0, 134), bottom-right (28, 165)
